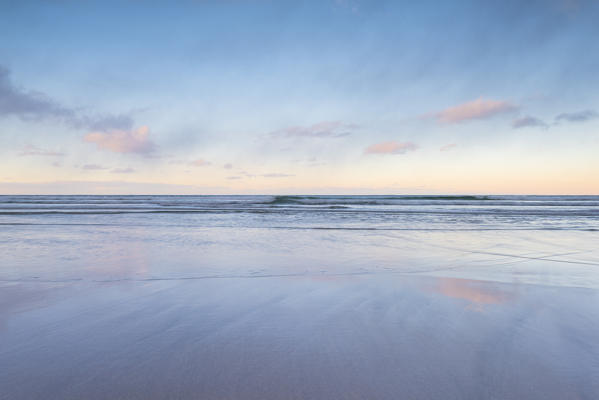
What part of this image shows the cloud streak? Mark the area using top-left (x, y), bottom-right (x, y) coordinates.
top-left (270, 121), bottom-right (357, 138)
top-left (262, 173), bottom-right (294, 178)
top-left (76, 113), bottom-right (134, 132)
top-left (440, 143), bottom-right (458, 152)
top-left (19, 144), bottom-right (65, 157)
top-left (511, 116), bottom-right (548, 129)
top-left (111, 167), bottom-right (136, 174)
top-left (84, 126), bottom-right (155, 154)
top-left (0, 65), bottom-right (133, 131)
top-left (509, 109), bottom-right (597, 130)
top-left (364, 141), bottom-right (418, 155)
top-left (434, 98), bottom-right (517, 124)
top-left (81, 164), bottom-right (108, 170)
top-left (555, 109), bottom-right (598, 123)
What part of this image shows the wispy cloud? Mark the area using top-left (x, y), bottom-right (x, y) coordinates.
top-left (168, 158), bottom-right (212, 167)
top-left (0, 181), bottom-right (228, 195)
top-left (232, 171), bottom-right (293, 178)
top-left (511, 116), bottom-right (548, 129)
top-left (559, 0), bottom-right (582, 13)
top-left (440, 143), bottom-right (458, 152)
top-left (555, 109), bottom-right (598, 123)
top-left (84, 126), bottom-right (155, 154)
top-left (0, 65), bottom-right (133, 131)
top-left (292, 157), bottom-right (328, 167)
top-left (223, 163), bottom-right (233, 169)
top-left (227, 176), bottom-right (242, 180)
top-left (364, 141), bottom-right (418, 155)
top-left (111, 167), bottom-right (136, 174)
top-left (270, 121), bottom-right (358, 138)
top-left (19, 144), bottom-right (65, 157)
top-left (262, 173), bottom-right (295, 178)
top-left (0, 66), bottom-right (73, 121)
top-left (77, 113), bottom-right (134, 132)
top-left (433, 98), bottom-right (517, 124)
top-left (81, 164), bottom-right (108, 170)
top-left (334, 0), bottom-right (359, 14)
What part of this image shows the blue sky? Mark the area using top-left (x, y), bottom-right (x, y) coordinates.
top-left (1, 0), bottom-right (598, 194)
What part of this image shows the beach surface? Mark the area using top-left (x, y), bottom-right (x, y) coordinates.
top-left (1, 195), bottom-right (598, 399)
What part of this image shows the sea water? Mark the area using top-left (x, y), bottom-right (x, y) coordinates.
top-left (1, 195), bottom-right (598, 287)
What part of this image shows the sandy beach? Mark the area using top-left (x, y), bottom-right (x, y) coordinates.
top-left (1, 274), bottom-right (598, 399)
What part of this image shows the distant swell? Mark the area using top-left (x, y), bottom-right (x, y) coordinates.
top-left (266, 195), bottom-right (491, 205)
top-left (0, 195), bottom-right (598, 232)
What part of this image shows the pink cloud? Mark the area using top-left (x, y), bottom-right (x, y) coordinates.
top-left (364, 141), bottom-right (418, 155)
top-left (190, 159), bottom-right (211, 167)
top-left (440, 143), bottom-right (458, 151)
top-left (84, 126), bottom-right (155, 154)
top-left (434, 98), bottom-right (517, 124)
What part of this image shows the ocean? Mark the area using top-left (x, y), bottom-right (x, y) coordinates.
top-left (1, 195), bottom-right (598, 286)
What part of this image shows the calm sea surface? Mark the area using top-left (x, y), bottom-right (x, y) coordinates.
top-left (1, 195), bottom-right (598, 287)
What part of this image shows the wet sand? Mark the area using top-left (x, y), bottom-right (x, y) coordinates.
top-left (1, 274), bottom-right (598, 399)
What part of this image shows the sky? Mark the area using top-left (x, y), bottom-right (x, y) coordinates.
top-left (1, 0), bottom-right (598, 194)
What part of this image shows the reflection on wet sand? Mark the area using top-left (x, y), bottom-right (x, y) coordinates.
top-left (0, 282), bottom-right (68, 330)
top-left (433, 277), bottom-right (516, 311)
top-left (1, 274), bottom-right (598, 399)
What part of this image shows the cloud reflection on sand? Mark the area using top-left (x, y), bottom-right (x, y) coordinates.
top-left (432, 277), bottom-right (516, 311)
